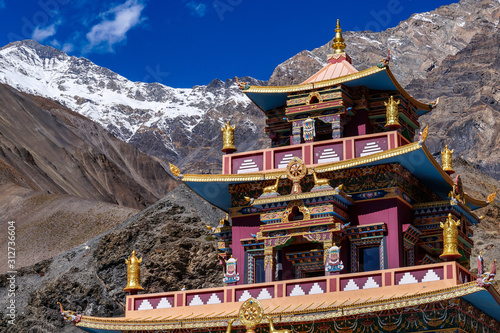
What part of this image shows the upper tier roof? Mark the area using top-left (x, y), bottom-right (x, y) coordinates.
top-left (301, 53), bottom-right (358, 84)
top-left (242, 65), bottom-right (434, 116)
top-left (177, 140), bottom-right (490, 213)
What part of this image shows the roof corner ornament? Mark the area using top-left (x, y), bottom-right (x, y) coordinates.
top-left (332, 19), bottom-right (346, 54)
top-left (449, 174), bottom-right (465, 204)
top-left (419, 124), bottom-right (429, 144)
top-left (221, 121), bottom-right (237, 154)
top-left (439, 213), bottom-right (461, 261)
top-left (487, 192), bottom-right (496, 204)
top-left (57, 302), bottom-right (82, 325)
top-left (441, 145), bottom-right (455, 175)
top-left (430, 97), bottom-right (440, 109)
top-left (477, 252), bottom-right (496, 287)
top-left (236, 77), bottom-right (250, 90)
top-left (378, 49), bottom-right (391, 68)
top-left (168, 162), bottom-right (181, 179)
top-left (384, 95), bottom-right (401, 129)
top-left (124, 250), bottom-right (144, 294)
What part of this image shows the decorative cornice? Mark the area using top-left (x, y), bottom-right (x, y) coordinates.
top-left (76, 282), bottom-right (487, 330)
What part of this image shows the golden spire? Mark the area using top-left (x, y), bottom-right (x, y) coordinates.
top-left (441, 145), bottom-right (455, 174)
top-left (384, 95), bottom-right (401, 129)
top-left (332, 19), bottom-right (346, 54)
top-left (221, 121), bottom-right (236, 154)
top-left (124, 250), bottom-right (144, 294)
top-left (439, 213), bottom-right (461, 260)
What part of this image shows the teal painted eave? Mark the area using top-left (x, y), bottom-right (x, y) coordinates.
top-left (244, 70), bottom-right (431, 116)
top-left (462, 288), bottom-right (500, 322)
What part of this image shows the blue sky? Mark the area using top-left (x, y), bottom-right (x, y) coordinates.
top-left (0, 0), bottom-right (457, 88)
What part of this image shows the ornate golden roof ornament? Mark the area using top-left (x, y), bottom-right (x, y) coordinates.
top-left (124, 250), bottom-right (144, 294)
top-left (266, 316), bottom-right (290, 333)
top-left (332, 19), bottom-right (346, 54)
top-left (221, 121), bottom-right (236, 154)
top-left (287, 157), bottom-right (307, 195)
top-left (441, 145), bottom-right (455, 175)
top-left (238, 298), bottom-right (263, 333)
top-left (225, 319), bottom-right (235, 333)
top-left (168, 162), bottom-right (181, 178)
top-left (384, 95), bottom-right (401, 129)
top-left (419, 124), bottom-right (429, 143)
top-left (487, 192), bottom-right (496, 203)
top-left (439, 213), bottom-right (461, 260)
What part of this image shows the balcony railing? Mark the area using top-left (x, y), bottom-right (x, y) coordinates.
top-left (125, 262), bottom-right (472, 316)
top-left (222, 131), bottom-right (410, 175)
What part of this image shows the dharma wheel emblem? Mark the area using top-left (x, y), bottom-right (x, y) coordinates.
top-left (286, 157), bottom-right (307, 194)
top-left (238, 298), bottom-right (263, 332)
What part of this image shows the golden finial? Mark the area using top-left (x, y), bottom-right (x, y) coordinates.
top-left (221, 121), bottom-right (236, 154)
top-left (168, 162), bottom-right (181, 177)
top-left (439, 213), bottom-right (461, 260)
top-left (487, 192), bottom-right (496, 203)
top-left (332, 19), bottom-right (346, 54)
top-left (124, 250), bottom-right (144, 294)
top-left (384, 96), bottom-right (401, 129)
top-left (441, 145), bottom-right (455, 175)
top-left (420, 124), bottom-right (429, 143)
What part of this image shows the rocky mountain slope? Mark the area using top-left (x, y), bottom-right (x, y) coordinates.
top-left (0, 83), bottom-right (178, 272)
top-left (0, 42), bottom-right (268, 173)
top-left (269, 0), bottom-right (500, 181)
top-left (0, 184), bottom-right (225, 333)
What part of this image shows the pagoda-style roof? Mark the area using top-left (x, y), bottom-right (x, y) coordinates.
top-left (179, 140), bottom-right (489, 213)
top-left (74, 262), bottom-right (500, 332)
top-left (242, 65), bottom-right (434, 116)
top-left (301, 54), bottom-right (358, 84)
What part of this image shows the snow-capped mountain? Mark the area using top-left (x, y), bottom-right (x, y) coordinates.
top-left (0, 40), bottom-right (267, 173)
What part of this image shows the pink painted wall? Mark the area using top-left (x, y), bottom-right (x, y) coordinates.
top-left (350, 199), bottom-right (412, 269)
top-left (231, 215), bottom-right (261, 285)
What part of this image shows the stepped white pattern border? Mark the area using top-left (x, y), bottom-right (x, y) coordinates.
top-left (359, 142), bottom-right (383, 157)
top-left (237, 158), bottom-right (260, 174)
top-left (317, 148), bottom-right (340, 163)
top-left (157, 297), bottom-right (172, 309)
top-left (397, 269), bottom-right (442, 285)
top-left (363, 276), bottom-right (380, 289)
top-left (137, 299), bottom-right (153, 311)
top-left (257, 288), bottom-right (273, 300)
top-left (278, 154), bottom-right (296, 169)
top-left (188, 295), bottom-right (204, 306)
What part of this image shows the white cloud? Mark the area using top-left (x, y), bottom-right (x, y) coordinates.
top-left (32, 24), bottom-right (57, 42)
top-left (185, 1), bottom-right (207, 17)
top-left (85, 0), bottom-right (145, 53)
top-left (62, 43), bottom-right (74, 53)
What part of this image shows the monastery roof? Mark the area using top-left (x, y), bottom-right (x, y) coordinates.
top-left (177, 139), bottom-right (490, 213)
top-left (75, 262), bottom-right (500, 332)
top-left (301, 54), bottom-right (358, 84)
top-left (241, 65), bottom-right (434, 116)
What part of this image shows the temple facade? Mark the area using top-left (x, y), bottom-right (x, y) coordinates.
top-left (65, 21), bottom-right (500, 333)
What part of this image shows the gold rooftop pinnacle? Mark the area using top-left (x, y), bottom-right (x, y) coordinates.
top-left (332, 19), bottom-right (346, 54)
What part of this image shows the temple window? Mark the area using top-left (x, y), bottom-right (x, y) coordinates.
top-left (254, 257), bottom-right (266, 283)
top-left (358, 246), bottom-right (380, 272)
top-left (309, 95), bottom-right (320, 104)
